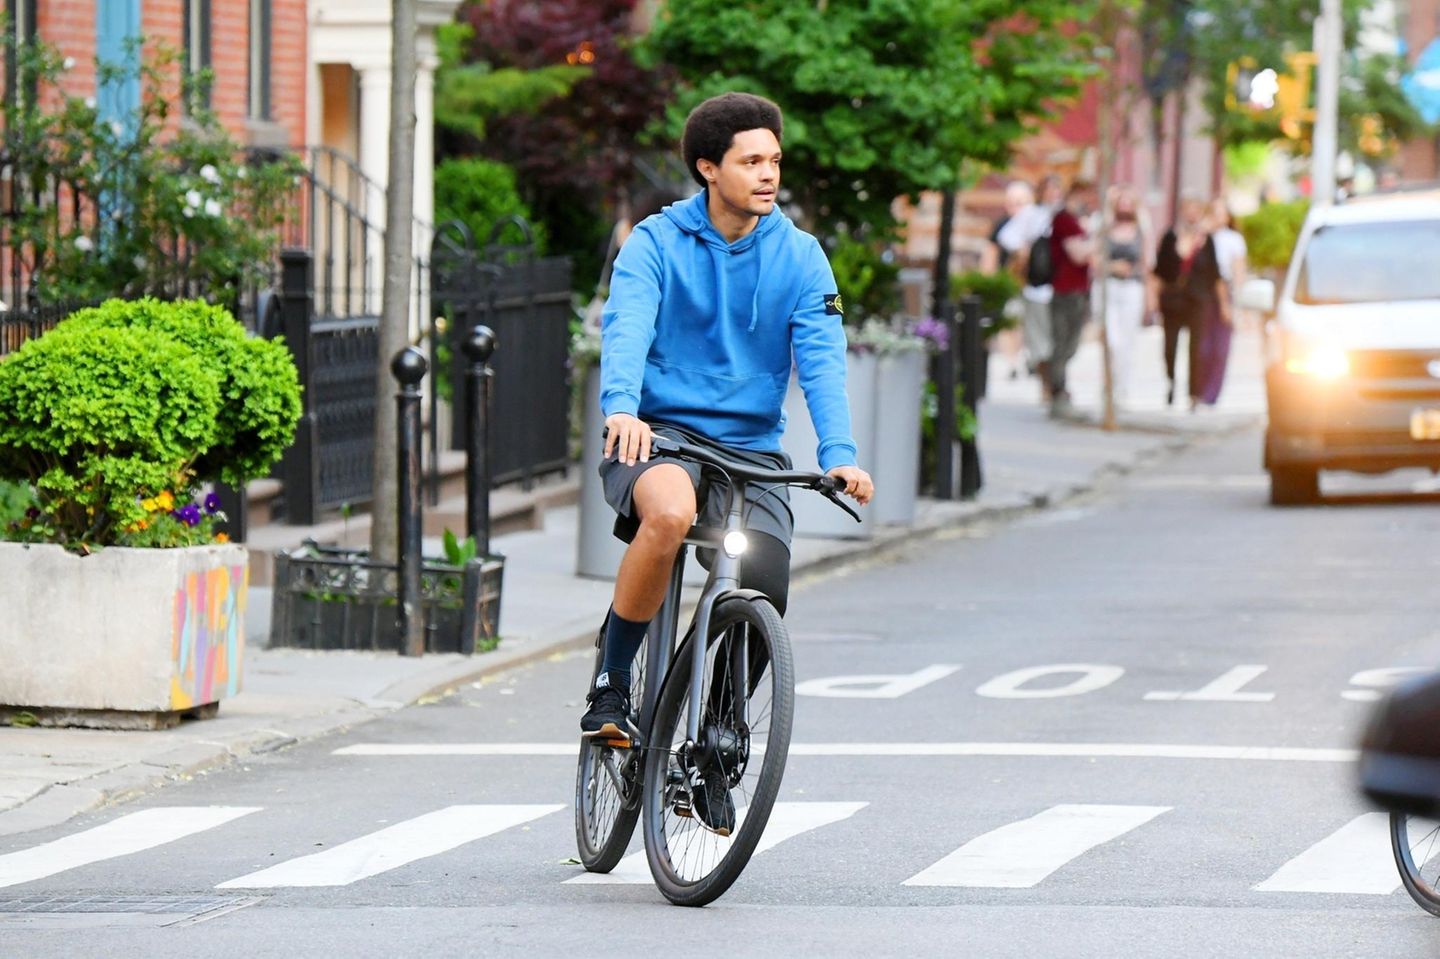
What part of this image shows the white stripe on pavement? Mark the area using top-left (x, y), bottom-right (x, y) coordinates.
top-left (333, 742), bottom-right (1358, 763)
top-left (216, 804), bottom-right (562, 888)
top-left (903, 804), bottom-right (1171, 888)
top-left (566, 801), bottom-right (868, 885)
top-left (1254, 813), bottom-right (1399, 894)
top-left (0, 806), bottom-right (260, 889)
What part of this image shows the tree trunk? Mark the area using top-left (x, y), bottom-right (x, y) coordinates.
top-left (372, 0), bottom-right (419, 564)
top-left (1095, 3), bottom-right (1119, 432)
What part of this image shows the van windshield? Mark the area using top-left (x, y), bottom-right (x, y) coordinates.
top-left (1296, 220), bottom-right (1440, 304)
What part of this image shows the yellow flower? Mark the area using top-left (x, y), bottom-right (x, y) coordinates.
top-left (156, 491), bottom-right (175, 510)
top-left (214, 532), bottom-right (230, 544)
top-left (141, 498), bottom-right (157, 511)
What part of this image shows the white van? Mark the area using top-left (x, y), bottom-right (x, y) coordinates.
top-left (1243, 192), bottom-right (1440, 505)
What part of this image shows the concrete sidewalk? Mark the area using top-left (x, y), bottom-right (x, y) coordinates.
top-left (0, 328), bottom-right (1265, 836)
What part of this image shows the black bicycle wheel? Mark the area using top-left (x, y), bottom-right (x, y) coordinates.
top-left (574, 624), bottom-right (648, 872)
top-left (641, 596), bottom-right (793, 906)
top-left (1393, 812), bottom-right (1440, 917)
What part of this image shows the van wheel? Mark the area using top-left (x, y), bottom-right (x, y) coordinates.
top-left (1269, 466), bottom-right (1319, 506)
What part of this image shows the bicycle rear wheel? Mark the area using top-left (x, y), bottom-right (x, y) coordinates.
top-left (1392, 812), bottom-right (1440, 916)
top-left (641, 596), bottom-right (793, 906)
top-left (574, 622), bottom-right (648, 872)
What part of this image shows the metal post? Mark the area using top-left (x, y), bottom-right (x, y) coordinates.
top-left (393, 346), bottom-right (428, 657)
top-left (958, 295), bottom-right (984, 500)
top-left (278, 248), bottom-right (319, 526)
top-left (463, 325), bottom-right (496, 556)
top-left (1311, 0), bottom-right (1343, 209)
top-left (932, 298), bottom-right (958, 500)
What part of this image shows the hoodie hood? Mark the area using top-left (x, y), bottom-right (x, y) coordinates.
top-left (663, 191), bottom-right (787, 331)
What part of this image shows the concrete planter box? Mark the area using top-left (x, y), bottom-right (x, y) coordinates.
top-left (782, 351), bottom-right (879, 539)
top-left (0, 542), bottom-right (248, 728)
top-left (869, 350), bottom-right (927, 526)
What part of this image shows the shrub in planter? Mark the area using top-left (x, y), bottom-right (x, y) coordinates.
top-left (0, 298), bottom-right (301, 548)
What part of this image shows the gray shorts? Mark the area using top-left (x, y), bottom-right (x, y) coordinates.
top-left (599, 422), bottom-right (794, 548)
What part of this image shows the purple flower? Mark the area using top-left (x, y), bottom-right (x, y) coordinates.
top-left (909, 316), bottom-right (949, 353)
top-left (204, 493), bottom-right (222, 514)
top-left (24, 507), bottom-right (40, 520)
top-left (175, 503), bottom-right (203, 527)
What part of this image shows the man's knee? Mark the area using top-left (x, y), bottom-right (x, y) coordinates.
top-left (632, 465), bottom-right (697, 547)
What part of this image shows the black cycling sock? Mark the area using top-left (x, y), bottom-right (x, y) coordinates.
top-left (599, 608), bottom-right (649, 690)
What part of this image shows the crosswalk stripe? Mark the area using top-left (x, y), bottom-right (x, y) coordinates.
top-left (903, 804), bottom-right (1171, 888)
top-left (217, 804), bottom-right (563, 889)
top-left (1254, 813), bottom-right (1399, 894)
top-left (332, 742), bottom-right (1358, 763)
top-left (0, 806), bottom-right (260, 889)
top-left (566, 801), bottom-right (868, 885)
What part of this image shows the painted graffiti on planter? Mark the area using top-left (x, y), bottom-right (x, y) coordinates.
top-left (170, 563), bottom-right (248, 710)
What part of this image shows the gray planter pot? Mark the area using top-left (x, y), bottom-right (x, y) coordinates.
top-left (0, 542), bottom-right (248, 727)
top-left (869, 349), bottom-right (926, 525)
top-left (782, 351), bottom-right (878, 540)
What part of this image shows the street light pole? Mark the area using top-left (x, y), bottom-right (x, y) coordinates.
top-left (1311, 0), bottom-right (1342, 209)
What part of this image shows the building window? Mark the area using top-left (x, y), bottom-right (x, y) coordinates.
top-left (248, 0), bottom-right (271, 120)
top-left (5, 0), bottom-right (37, 104)
top-left (183, 0), bottom-right (212, 111)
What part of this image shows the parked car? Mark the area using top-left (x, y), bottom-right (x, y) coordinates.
top-left (1242, 191), bottom-right (1440, 505)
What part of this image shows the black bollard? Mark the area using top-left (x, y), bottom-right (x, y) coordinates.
top-left (393, 346), bottom-right (428, 657)
top-left (959, 295), bottom-right (984, 499)
top-left (462, 325), bottom-right (496, 556)
top-left (932, 299), bottom-right (959, 500)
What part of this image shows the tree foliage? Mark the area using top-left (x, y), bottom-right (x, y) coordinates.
top-left (643, 0), bottom-right (1096, 240)
top-left (433, 22), bottom-right (587, 144)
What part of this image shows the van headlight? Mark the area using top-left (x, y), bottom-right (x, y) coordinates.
top-left (1284, 342), bottom-right (1350, 379)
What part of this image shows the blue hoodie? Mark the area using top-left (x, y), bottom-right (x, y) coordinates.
top-left (599, 191), bottom-right (856, 471)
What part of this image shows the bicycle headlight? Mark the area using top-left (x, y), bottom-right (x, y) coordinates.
top-left (722, 531), bottom-right (749, 558)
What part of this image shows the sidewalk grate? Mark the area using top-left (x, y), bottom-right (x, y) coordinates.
top-left (0, 893), bottom-right (262, 926)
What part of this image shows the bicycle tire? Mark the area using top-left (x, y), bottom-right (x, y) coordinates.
top-left (641, 595), bottom-right (793, 906)
top-left (1392, 812), bottom-right (1440, 917)
top-left (574, 627), bottom-right (648, 872)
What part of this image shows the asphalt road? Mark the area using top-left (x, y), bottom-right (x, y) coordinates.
top-left (5, 426), bottom-right (1440, 958)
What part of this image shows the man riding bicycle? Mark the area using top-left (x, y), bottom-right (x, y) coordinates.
top-left (582, 93), bottom-right (874, 777)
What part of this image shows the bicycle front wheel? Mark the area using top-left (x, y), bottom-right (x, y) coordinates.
top-left (641, 596), bottom-right (793, 906)
top-left (1392, 812), bottom-right (1440, 916)
top-left (574, 624), bottom-right (648, 872)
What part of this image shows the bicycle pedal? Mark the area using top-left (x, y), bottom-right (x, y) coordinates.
top-left (673, 794), bottom-right (694, 819)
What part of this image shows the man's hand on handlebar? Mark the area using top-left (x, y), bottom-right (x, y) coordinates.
top-left (604, 413), bottom-right (652, 466)
top-left (826, 465), bottom-right (874, 505)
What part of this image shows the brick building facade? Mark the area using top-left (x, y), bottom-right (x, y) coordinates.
top-left (9, 0), bottom-right (305, 149)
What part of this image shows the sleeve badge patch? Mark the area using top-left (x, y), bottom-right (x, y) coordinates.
top-left (823, 293), bottom-right (844, 316)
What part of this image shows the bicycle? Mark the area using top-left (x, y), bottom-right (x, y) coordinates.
top-left (573, 432), bottom-right (860, 906)
top-left (1391, 812), bottom-right (1440, 916)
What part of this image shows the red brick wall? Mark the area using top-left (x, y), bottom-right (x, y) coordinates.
top-left (19, 1), bottom-right (305, 148)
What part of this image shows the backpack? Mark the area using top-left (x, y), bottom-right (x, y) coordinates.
top-left (1025, 222), bottom-right (1055, 288)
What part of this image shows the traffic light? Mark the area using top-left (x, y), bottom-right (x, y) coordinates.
top-left (1228, 52), bottom-right (1316, 141)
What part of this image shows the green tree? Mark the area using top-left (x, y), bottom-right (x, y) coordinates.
top-left (643, 0), bottom-right (1096, 240)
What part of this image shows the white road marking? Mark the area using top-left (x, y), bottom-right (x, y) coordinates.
top-left (333, 742), bottom-right (1359, 762)
top-left (566, 801), bottom-right (868, 885)
top-left (0, 806), bottom-right (260, 889)
top-left (1255, 813), bottom-right (1400, 894)
top-left (903, 804), bottom-right (1170, 888)
top-left (1343, 667), bottom-right (1428, 702)
top-left (216, 804), bottom-right (562, 888)
top-left (1145, 665), bottom-right (1276, 702)
top-left (975, 664), bottom-right (1125, 699)
top-left (796, 665), bottom-right (961, 699)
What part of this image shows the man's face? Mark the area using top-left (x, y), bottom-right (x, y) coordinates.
top-left (700, 127), bottom-right (781, 220)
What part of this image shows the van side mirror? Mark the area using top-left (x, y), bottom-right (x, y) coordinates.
top-left (1239, 277), bottom-right (1277, 315)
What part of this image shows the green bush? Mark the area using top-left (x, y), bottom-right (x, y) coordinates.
top-left (434, 157), bottom-right (545, 253)
top-left (0, 299), bottom-right (301, 549)
top-left (830, 238), bottom-right (900, 321)
top-left (951, 270), bottom-right (1020, 334)
top-left (1240, 200), bottom-right (1310, 273)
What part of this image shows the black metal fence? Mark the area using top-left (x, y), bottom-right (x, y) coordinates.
top-left (432, 219), bottom-right (573, 490)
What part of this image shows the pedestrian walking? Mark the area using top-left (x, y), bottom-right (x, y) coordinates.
top-left (1153, 196), bottom-right (1225, 410)
top-left (984, 180), bottom-right (1034, 380)
top-left (1046, 179), bottom-right (1098, 418)
top-left (1208, 198), bottom-right (1249, 327)
top-left (1095, 185), bottom-right (1149, 409)
top-left (997, 175), bottom-right (1063, 394)
top-left (584, 92), bottom-right (873, 787)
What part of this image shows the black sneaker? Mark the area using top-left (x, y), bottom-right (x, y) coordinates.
top-left (690, 773), bottom-right (735, 836)
top-left (581, 671), bottom-right (635, 745)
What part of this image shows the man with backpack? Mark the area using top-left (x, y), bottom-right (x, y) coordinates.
top-left (996, 176), bottom-right (1063, 397)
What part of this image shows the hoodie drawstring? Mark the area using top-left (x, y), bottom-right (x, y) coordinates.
top-left (746, 239), bottom-right (762, 332)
